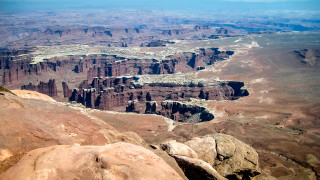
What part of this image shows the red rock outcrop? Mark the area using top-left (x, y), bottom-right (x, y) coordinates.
top-left (0, 49), bottom-right (32, 85)
top-left (0, 48), bottom-right (233, 88)
top-left (67, 77), bottom-right (248, 108)
top-left (0, 47), bottom-right (246, 122)
top-left (21, 79), bottom-right (57, 97)
top-left (158, 101), bottom-right (214, 122)
top-left (62, 81), bottom-right (72, 98)
top-left (64, 76), bottom-right (248, 122)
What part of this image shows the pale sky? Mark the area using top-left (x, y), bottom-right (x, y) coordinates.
top-left (0, 0), bottom-right (319, 13)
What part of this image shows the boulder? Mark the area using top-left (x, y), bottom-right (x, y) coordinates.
top-left (160, 140), bottom-right (198, 158)
top-left (214, 134), bottom-right (236, 161)
top-left (212, 133), bottom-right (261, 179)
top-left (185, 136), bottom-right (217, 165)
top-left (172, 155), bottom-right (226, 180)
top-left (160, 134), bottom-right (261, 180)
top-left (0, 143), bottom-right (183, 180)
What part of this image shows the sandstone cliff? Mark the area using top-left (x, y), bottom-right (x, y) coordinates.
top-left (0, 48), bottom-right (233, 91)
top-left (65, 76), bottom-right (248, 122)
top-left (21, 79), bottom-right (57, 97)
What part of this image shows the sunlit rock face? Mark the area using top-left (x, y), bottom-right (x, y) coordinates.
top-left (0, 143), bottom-right (184, 180)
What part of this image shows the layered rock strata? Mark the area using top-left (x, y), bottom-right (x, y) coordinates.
top-left (0, 47), bottom-right (248, 123)
top-left (0, 90), bottom-right (262, 180)
top-left (21, 79), bottom-right (57, 97)
top-left (0, 48), bottom-right (233, 87)
top-left (64, 76), bottom-right (248, 122)
top-left (6, 26), bottom-right (235, 49)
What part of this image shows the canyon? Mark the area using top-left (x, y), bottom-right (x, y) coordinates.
top-left (0, 47), bottom-right (234, 87)
top-left (0, 7), bottom-right (320, 180)
top-left (1, 32), bottom-right (320, 180)
top-left (0, 88), bottom-right (261, 180)
top-left (0, 47), bottom-right (248, 122)
top-left (4, 25), bottom-right (234, 49)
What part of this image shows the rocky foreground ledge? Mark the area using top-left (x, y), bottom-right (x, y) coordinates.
top-left (160, 134), bottom-right (261, 180)
top-left (0, 88), bottom-right (262, 179)
top-left (1, 143), bottom-right (184, 180)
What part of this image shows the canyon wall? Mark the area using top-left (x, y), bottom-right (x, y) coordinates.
top-left (21, 79), bottom-right (57, 97)
top-left (0, 47), bottom-right (247, 122)
top-left (64, 76), bottom-right (248, 122)
top-left (0, 48), bottom-right (234, 98)
top-left (7, 26), bottom-right (236, 49)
